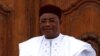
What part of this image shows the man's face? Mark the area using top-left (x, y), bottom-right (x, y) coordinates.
top-left (40, 13), bottom-right (60, 39)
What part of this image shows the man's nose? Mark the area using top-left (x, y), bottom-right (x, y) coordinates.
top-left (45, 22), bottom-right (50, 26)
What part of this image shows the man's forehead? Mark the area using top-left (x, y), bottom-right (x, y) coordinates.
top-left (40, 13), bottom-right (59, 20)
top-left (40, 13), bottom-right (58, 17)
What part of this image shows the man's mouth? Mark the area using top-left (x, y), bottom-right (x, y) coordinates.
top-left (44, 28), bottom-right (52, 30)
top-left (44, 29), bottom-right (53, 32)
top-left (45, 29), bottom-right (52, 31)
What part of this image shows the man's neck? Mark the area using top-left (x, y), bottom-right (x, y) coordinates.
top-left (45, 33), bottom-right (60, 39)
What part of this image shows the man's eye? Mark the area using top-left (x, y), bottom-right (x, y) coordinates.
top-left (41, 20), bottom-right (46, 23)
top-left (50, 20), bottom-right (55, 22)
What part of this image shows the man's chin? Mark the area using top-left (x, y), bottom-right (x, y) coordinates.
top-left (44, 33), bottom-right (54, 39)
top-left (44, 31), bottom-right (53, 34)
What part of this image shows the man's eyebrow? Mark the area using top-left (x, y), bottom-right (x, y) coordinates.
top-left (41, 18), bottom-right (47, 20)
top-left (42, 18), bottom-right (54, 20)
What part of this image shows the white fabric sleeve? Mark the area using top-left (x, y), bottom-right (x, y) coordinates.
top-left (19, 43), bottom-right (30, 56)
top-left (74, 44), bottom-right (96, 56)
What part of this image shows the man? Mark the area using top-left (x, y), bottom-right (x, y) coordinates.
top-left (19, 4), bottom-right (96, 56)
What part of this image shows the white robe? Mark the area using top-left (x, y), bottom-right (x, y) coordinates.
top-left (19, 33), bottom-right (96, 56)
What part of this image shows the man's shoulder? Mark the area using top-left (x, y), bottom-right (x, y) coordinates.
top-left (64, 35), bottom-right (87, 45)
top-left (63, 35), bottom-right (91, 55)
top-left (19, 36), bottom-right (43, 48)
top-left (19, 36), bottom-right (44, 55)
top-left (64, 35), bottom-right (96, 56)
